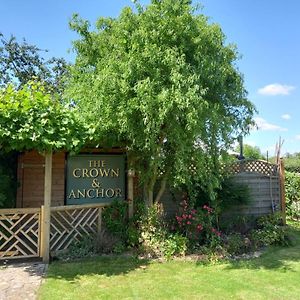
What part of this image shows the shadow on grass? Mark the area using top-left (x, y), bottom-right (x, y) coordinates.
top-left (224, 223), bottom-right (300, 271)
top-left (45, 255), bottom-right (151, 282)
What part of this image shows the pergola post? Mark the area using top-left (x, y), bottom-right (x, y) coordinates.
top-left (41, 152), bottom-right (52, 263)
top-left (127, 169), bottom-right (135, 218)
top-left (279, 158), bottom-right (286, 225)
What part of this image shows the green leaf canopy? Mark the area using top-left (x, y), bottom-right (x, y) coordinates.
top-left (67, 0), bottom-right (256, 204)
top-left (0, 82), bottom-right (88, 153)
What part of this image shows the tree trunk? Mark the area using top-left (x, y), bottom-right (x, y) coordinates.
top-left (154, 175), bottom-right (167, 203)
top-left (144, 182), bottom-right (155, 207)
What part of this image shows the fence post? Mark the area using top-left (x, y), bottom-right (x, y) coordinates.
top-left (39, 205), bottom-right (44, 258)
top-left (279, 158), bottom-right (286, 225)
top-left (42, 152), bottom-right (52, 263)
top-left (127, 169), bottom-right (135, 218)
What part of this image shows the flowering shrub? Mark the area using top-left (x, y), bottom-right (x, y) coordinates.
top-left (174, 200), bottom-right (221, 247)
top-left (139, 203), bottom-right (188, 259)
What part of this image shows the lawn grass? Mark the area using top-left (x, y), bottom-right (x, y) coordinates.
top-left (38, 221), bottom-right (300, 300)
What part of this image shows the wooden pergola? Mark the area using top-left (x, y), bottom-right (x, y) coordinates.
top-left (40, 152), bottom-right (135, 263)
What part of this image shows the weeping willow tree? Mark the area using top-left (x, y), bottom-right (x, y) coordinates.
top-left (66, 0), bottom-right (255, 206)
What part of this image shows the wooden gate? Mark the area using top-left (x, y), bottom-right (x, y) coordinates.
top-left (0, 208), bottom-right (41, 259)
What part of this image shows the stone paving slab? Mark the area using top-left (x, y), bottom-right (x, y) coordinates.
top-left (0, 260), bottom-right (47, 300)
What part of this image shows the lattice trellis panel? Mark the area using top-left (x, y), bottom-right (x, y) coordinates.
top-left (50, 206), bottom-right (102, 252)
top-left (227, 160), bottom-right (279, 176)
top-left (0, 208), bottom-right (40, 259)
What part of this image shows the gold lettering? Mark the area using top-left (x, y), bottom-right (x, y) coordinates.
top-left (77, 189), bottom-right (86, 198)
top-left (96, 189), bottom-right (105, 198)
top-left (89, 160), bottom-right (106, 168)
top-left (73, 168), bottom-right (81, 178)
top-left (87, 189), bottom-right (95, 198)
top-left (99, 168), bottom-right (110, 177)
top-left (106, 188), bottom-right (115, 198)
top-left (115, 188), bottom-right (122, 197)
top-left (68, 190), bottom-right (77, 199)
top-left (82, 169), bottom-right (89, 178)
top-left (111, 168), bottom-right (120, 177)
top-left (89, 168), bottom-right (99, 178)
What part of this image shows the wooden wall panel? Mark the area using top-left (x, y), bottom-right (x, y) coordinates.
top-left (17, 151), bottom-right (65, 208)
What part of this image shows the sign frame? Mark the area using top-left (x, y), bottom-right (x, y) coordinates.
top-left (65, 153), bottom-right (127, 205)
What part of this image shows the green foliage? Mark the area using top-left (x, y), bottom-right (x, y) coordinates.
top-left (162, 233), bottom-right (188, 260)
top-left (285, 171), bottom-right (300, 220)
top-left (250, 213), bottom-right (290, 248)
top-left (236, 144), bottom-right (266, 160)
top-left (217, 177), bottom-right (251, 210)
top-left (174, 199), bottom-right (222, 249)
top-left (56, 235), bottom-right (95, 260)
top-left (0, 33), bottom-right (69, 94)
top-left (220, 214), bottom-right (256, 235)
top-left (0, 151), bottom-right (17, 208)
top-left (283, 153), bottom-right (300, 173)
top-left (191, 176), bottom-right (251, 215)
top-left (0, 82), bottom-right (90, 153)
top-left (139, 203), bottom-right (187, 259)
top-left (67, 0), bottom-right (255, 204)
top-left (103, 200), bottom-right (128, 238)
top-left (225, 233), bottom-right (250, 255)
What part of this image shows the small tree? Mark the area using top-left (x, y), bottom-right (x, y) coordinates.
top-left (67, 0), bottom-right (255, 206)
top-left (0, 33), bottom-right (69, 95)
top-left (236, 144), bottom-right (266, 160)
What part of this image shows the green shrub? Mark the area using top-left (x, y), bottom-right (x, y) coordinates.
top-left (250, 213), bottom-right (290, 248)
top-left (220, 214), bottom-right (256, 234)
top-left (0, 151), bottom-right (17, 208)
top-left (55, 235), bottom-right (95, 260)
top-left (102, 200), bottom-right (128, 238)
top-left (139, 203), bottom-right (187, 259)
top-left (225, 233), bottom-right (251, 255)
top-left (162, 233), bottom-right (187, 260)
top-left (285, 171), bottom-right (300, 220)
top-left (217, 177), bottom-right (251, 210)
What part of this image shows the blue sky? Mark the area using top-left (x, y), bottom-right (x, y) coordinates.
top-left (1, 0), bottom-right (299, 156)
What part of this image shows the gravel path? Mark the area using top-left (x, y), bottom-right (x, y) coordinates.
top-left (0, 261), bottom-right (47, 300)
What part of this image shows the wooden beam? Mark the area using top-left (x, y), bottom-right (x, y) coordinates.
top-left (41, 152), bottom-right (52, 263)
top-left (279, 158), bottom-right (286, 225)
top-left (127, 169), bottom-right (135, 218)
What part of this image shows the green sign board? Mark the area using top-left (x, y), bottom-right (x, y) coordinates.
top-left (66, 154), bottom-right (126, 205)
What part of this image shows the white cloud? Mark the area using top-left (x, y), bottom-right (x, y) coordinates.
top-left (295, 135), bottom-right (300, 140)
top-left (253, 117), bottom-right (287, 132)
top-left (281, 114), bottom-right (291, 120)
top-left (258, 83), bottom-right (295, 96)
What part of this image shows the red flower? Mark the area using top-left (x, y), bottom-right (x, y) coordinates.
top-left (196, 224), bottom-right (203, 231)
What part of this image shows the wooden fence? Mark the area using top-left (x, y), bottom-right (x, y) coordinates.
top-left (0, 203), bottom-right (109, 260)
top-left (159, 159), bottom-right (285, 219)
top-left (227, 159), bottom-right (283, 217)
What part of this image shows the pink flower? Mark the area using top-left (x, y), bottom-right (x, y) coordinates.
top-left (203, 205), bottom-right (213, 213)
top-left (187, 221), bottom-right (191, 225)
top-left (211, 228), bottom-right (221, 236)
top-left (196, 224), bottom-right (203, 231)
